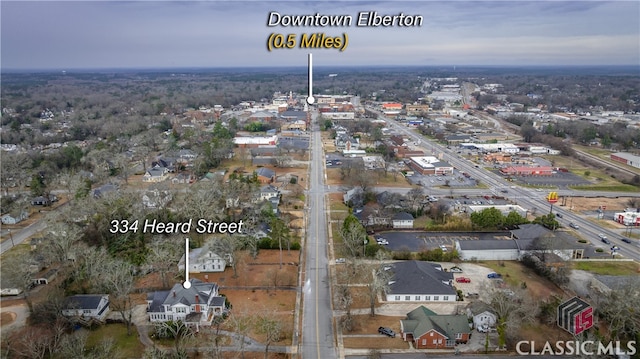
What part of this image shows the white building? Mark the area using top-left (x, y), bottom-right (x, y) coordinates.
top-left (147, 279), bottom-right (226, 328)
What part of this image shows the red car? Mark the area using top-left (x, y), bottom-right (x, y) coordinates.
top-left (456, 277), bottom-right (471, 283)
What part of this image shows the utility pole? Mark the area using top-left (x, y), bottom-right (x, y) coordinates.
top-left (8, 229), bottom-right (14, 247)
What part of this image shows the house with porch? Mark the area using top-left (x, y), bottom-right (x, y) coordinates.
top-left (147, 279), bottom-right (226, 330)
top-left (400, 305), bottom-right (472, 349)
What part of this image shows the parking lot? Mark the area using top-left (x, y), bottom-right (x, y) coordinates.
top-left (406, 169), bottom-right (477, 188)
top-left (373, 231), bottom-right (509, 252)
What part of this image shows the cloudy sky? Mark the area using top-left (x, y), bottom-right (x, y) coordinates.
top-left (2, 1), bottom-right (639, 70)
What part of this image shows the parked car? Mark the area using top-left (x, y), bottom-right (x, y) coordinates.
top-left (335, 258), bottom-right (346, 264)
top-left (378, 326), bottom-right (396, 338)
top-left (621, 238), bottom-right (632, 244)
top-left (487, 272), bottom-right (502, 279)
top-left (455, 277), bottom-right (471, 283)
top-left (449, 266), bottom-right (463, 273)
top-left (569, 223), bottom-right (579, 229)
top-left (439, 244), bottom-right (448, 252)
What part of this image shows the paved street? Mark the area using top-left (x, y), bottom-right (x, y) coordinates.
top-left (300, 111), bottom-right (337, 358)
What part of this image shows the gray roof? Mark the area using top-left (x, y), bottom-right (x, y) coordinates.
top-left (388, 261), bottom-right (455, 296)
top-left (511, 224), bottom-right (551, 240)
top-left (393, 212), bottom-right (414, 221)
top-left (256, 167), bottom-right (275, 179)
top-left (457, 239), bottom-right (519, 251)
top-left (147, 279), bottom-right (218, 312)
top-left (401, 305), bottom-right (471, 339)
top-left (63, 294), bottom-right (107, 310)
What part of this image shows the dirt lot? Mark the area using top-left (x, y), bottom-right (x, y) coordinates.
top-left (566, 196), bottom-right (635, 212)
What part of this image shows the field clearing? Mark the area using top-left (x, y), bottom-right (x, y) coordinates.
top-left (572, 260), bottom-right (640, 275)
top-left (479, 261), bottom-right (565, 300)
top-left (85, 324), bottom-right (145, 358)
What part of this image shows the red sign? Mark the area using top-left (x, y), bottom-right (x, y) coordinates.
top-left (558, 297), bottom-right (594, 335)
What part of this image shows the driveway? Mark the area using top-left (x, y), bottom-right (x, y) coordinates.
top-left (0, 302), bottom-right (29, 334)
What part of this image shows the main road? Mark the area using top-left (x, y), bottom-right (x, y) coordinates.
top-left (301, 110), bottom-right (338, 358)
top-left (371, 107), bottom-right (640, 261)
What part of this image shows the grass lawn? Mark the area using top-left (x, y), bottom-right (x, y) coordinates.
top-left (572, 261), bottom-right (640, 276)
top-left (85, 323), bottom-right (145, 358)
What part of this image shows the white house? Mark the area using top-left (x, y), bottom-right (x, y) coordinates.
top-left (143, 167), bottom-right (169, 182)
top-left (178, 248), bottom-right (230, 273)
top-left (1, 210), bottom-right (29, 225)
top-left (466, 301), bottom-right (497, 331)
top-left (257, 185), bottom-right (280, 202)
top-left (62, 294), bottom-right (110, 324)
top-left (392, 212), bottom-right (414, 229)
top-left (147, 279), bottom-right (226, 328)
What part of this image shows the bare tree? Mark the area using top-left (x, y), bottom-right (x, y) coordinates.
top-left (334, 283), bottom-right (354, 331)
top-left (595, 276), bottom-right (640, 340)
top-left (153, 320), bottom-right (195, 356)
top-left (147, 236), bottom-right (182, 288)
top-left (256, 310), bottom-right (283, 359)
top-left (339, 215), bottom-right (367, 258)
top-left (227, 310), bottom-right (254, 359)
top-left (98, 257), bottom-right (136, 336)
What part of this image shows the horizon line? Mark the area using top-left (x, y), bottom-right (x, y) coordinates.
top-left (3, 64), bottom-right (639, 74)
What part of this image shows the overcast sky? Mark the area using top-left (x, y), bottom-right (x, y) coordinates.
top-left (2, 1), bottom-right (639, 70)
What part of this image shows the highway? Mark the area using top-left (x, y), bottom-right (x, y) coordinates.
top-left (371, 108), bottom-right (640, 262)
top-left (300, 110), bottom-right (337, 358)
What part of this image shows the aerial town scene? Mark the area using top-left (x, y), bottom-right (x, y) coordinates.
top-left (1, 1), bottom-right (639, 359)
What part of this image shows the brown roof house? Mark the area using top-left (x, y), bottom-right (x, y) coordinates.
top-left (400, 306), bottom-right (472, 349)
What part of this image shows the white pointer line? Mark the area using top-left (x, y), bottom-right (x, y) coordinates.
top-left (307, 53), bottom-right (315, 105)
top-left (183, 238), bottom-right (191, 289)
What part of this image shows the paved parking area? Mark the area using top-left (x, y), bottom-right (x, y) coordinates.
top-left (375, 231), bottom-right (508, 252)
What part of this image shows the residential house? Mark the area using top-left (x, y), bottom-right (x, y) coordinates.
top-left (178, 248), bottom-right (230, 273)
top-left (354, 205), bottom-right (391, 228)
top-left (392, 212), bottom-right (414, 229)
top-left (177, 149), bottom-right (198, 162)
top-left (257, 185), bottom-right (280, 202)
top-left (31, 195), bottom-right (58, 206)
top-left (1, 210), bottom-right (29, 225)
top-left (385, 261), bottom-right (457, 302)
top-left (172, 173), bottom-right (195, 185)
top-left (147, 279), bottom-right (226, 329)
top-left (62, 294), bottom-right (110, 324)
top-left (92, 183), bottom-right (118, 198)
top-left (343, 187), bottom-right (363, 206)
top-left (400, 306), bottom-right (472, 349)
top-left (255, 167), bottom-right (276, 184)
top-left (143, 167), bottom-right (169, 183)
top-left (335, 134), bottom-right (359, 151)
top-left (466, 301), bottom-right (497, 332)
top-left (151, 158), bottom-right (177, 173)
